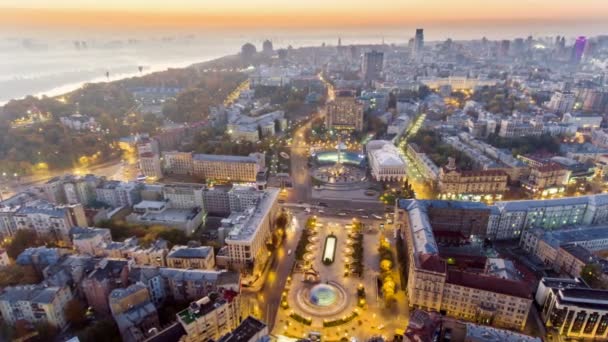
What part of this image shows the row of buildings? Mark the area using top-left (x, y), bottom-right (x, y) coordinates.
top-left (398, 192), bottom-right (608, 242)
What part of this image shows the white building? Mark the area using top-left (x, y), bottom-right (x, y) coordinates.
top-left (127, 200), bottom-right (205, 236)
top-left (71, 227), bottom-right (112, 256)
top-left (162, 184), bottom-right (204, 209)
top-left (367, 140), bottom-right (407, 182)
top-left (12, 200), bottom-right (87, 243)
top-left (216, 188), bottom-right (279, 273)
top-left (547, 91), bottom-right (576, 113)
top-left (59, 114), bottom-right (98, 131)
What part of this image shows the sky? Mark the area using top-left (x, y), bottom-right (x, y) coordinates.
top-left (1, 0), bottom-right (608, 30)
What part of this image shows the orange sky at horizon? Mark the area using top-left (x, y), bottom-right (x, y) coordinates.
top-left (1, 1), bottom-right (608, 30)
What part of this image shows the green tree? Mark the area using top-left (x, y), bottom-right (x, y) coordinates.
top-left (581, 263), bottom-right (605, 289)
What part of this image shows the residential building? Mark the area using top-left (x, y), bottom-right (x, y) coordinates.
top-left (0, 284), bottom-right (73, 329)
top-left (192, 153), bottom-right (262, 182)
top-left (177, 290), bottom-right (241, 342)
top-left (217, 316), bottom-right (269, 342)
top-left (71, 227), bottom-right (112, 256)
top-left (536, 277), bottom-right (608, 340)
top-left (325, 90), bottom-right (364, 131)
top-left (12, 200), bottom-right (87, 243)
top-left (158, 268), bottom-right (240, 302)
top-left (366, 140), bottom-right (407, 182)
top-left (167, 245), bottom-right (215, 270)
top-left (16, 246), bottom-right (71, 275)
top-left (81, 258), bottom-right (130, 314)
top-left (128, 266), bottom-right (166, 306)
top-left (547, 91), bottom-right (576, 113)
top-left (110, 283), bottom-right (160, 342)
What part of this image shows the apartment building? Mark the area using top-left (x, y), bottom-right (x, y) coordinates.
top-left (167, 245), bottom-right (215, 270)
top-left (71, 226), bottom-right (112, 256)
top-left (158, 269), bottom-right (240, 302)
top-left (0, 284), bottom-right (73, 329)
top-left (12, 200), bottom-right (87, 243)
top-left (81, 258), bottom-right (130, 314)
top-left (110, 283), bottom-right (160, 342)
top-left (177, 290), bottom-right (241, 342)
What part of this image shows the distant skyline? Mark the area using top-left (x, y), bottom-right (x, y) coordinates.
top-left (1, 0), bottom-right (608, 32)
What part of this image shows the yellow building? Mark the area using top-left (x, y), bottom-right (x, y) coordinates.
top-left (438, 158), bottom-right (507, 198)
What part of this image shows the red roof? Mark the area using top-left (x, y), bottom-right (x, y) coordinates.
top-left (446, 270), bottom-right (531, 298)
top-left (418, 253), bottom-right (446, 273)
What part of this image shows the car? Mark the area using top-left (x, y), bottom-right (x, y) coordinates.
top-left (372, 214), bottom-right (382, 220)
top-left (338, 212), bottom-right (347, 216)
top-left (361, 215), bottom-right (369, 218)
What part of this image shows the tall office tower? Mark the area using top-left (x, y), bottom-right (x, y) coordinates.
top-left (412, 28), bottom-right (424, 59)
top-left (262, 40), bottom-right (273, 54)
top-left (499, 40), bottom-right (511, 58)
top-left (571, 36), bottom-right (587, 64)
top-left (361, 50), bottom-right (384, 82)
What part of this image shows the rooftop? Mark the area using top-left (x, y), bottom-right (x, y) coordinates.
top-left (193, 153), bottom-right (258, 164)
top-left (0, 284), bottom-right (66, 304)
top-left (540, 225), bottom-right (608, 248)
top-left (217, 316), bottom-right (268, 342)
top-left (177, 290), bottom-right (238, 326)
top-left (168, 245), bottom-right (213, 259)
top-left (465, 323), bottom-right (541, 342)
top-left (447, 270), bottom-right (531, 299)
top-left (225, 187), bottom-right (279, 243)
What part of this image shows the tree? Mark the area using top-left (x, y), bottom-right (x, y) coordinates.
top-left (276, 212), bottom-right (288, 229)
top-left (6, 230), bottom-right (38, 259)
top-left (581, 263), bottom-right (605, 289)
top-left (0, 265), bottom-right (40, 287)
top-left (64, 299), bottom-right (87, 329)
